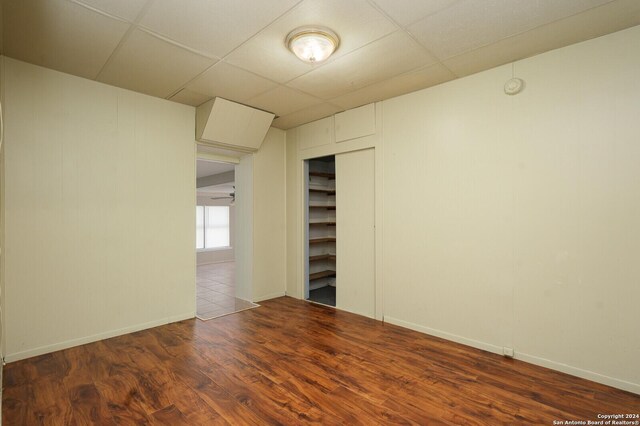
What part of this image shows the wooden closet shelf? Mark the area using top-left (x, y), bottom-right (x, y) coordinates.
top-left (309, 254), bottom-right (337, 262)
top-left (309, 270), bottom-right (336, 280)
top-left (309, 205), bottom-right (336, 210)
top-left (309, 221), bottom-right (336, 226)
top-left (309, 172), bottom-right (335, 179)
top-left (309, 237), bottom-right (336, 244)
top-left (309, 188), bottom-right (336, 195)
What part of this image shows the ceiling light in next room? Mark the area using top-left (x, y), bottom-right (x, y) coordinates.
top-left (286, 26), bottom-right (340, 64)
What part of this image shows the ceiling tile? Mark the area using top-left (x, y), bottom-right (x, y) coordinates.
top-left (371, 0), bottom-right (458, 27)
top-left (224, 0), bottom-right (397, 83)
top-left (98, 29), bottom-right (214, 98)
top-left (330, 63), bottom-right (455, 109)
top-left (196, 160), bottom-right (235, 178)
top-left (187, 61), bottom-right (277, 102)
top-left (2, 0), bottom-right (131, 79)
top-left (408, 0), bottom-right (612, 60)
top-left (73, 0), bottom-right (148, 21)
top-left (288, 30), bottom-right (437, 99)
top-left (138, 0), bottom-right (300, 59)
top-left (169, 88), bottom-right (211, 107)
top-left (246, 86), bottom-right (323, 116)
top-left (271, 103), bottom-right (343, 129)
top-left (4, 0), bottom-right (637, 119)
top-left (222, 35), bottom-right (311, 85)
top-left (443, 0), bottom-right (640, 77)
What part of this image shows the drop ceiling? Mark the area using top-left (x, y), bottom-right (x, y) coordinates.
top-left (196, 159), bottom-right (234, 179)
top-left (197, 160), bottom-right (234, 196)
top-left (2, 0), bottom-right (640, 130)
top-left (197, 183), bottom-right (235, 196)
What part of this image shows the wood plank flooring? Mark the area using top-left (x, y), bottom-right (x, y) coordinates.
top-left (3, 296), bottom-right (639, 425)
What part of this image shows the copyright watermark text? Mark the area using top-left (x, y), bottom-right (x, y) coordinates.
top-left (553, 414), bottom-right (640, 425)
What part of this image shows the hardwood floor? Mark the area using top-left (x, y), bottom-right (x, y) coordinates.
top-left (3, 296), bottom-right (639, 425)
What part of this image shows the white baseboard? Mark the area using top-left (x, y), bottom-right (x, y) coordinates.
top-left (5, 311), bottom-right (195, 363)
top-left (384, 316), bottom-right (503, 355)
top-left (383, 316), bottom-right (640, 396)
top-left (515, 351), bottom-right (640, 395)
top-left (253, 291), bottom-right (286, 303)
top-left (196, 259), bottom-right (235, 266)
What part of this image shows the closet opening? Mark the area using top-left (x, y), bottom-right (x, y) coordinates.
top-left (305, 155), bottom-right (337, 307)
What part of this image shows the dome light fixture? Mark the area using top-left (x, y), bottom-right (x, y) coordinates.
top-left (286, 26), bottom-right (339, 64)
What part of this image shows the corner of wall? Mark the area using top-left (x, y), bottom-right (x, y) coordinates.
top-left (285, 127), bottom-right (301, 299)
top-left (0, 53), bottom-right (6, 411)
top-left (251, 128), bottom-right (287, 302)
top-left (235, 154), bottom-right (254, 301)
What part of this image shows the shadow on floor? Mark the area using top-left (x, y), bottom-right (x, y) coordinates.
top-left (308, 286), bottom-right (336, 307)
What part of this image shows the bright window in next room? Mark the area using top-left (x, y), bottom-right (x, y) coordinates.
top-left (196, 206), bottom-right (230, 249)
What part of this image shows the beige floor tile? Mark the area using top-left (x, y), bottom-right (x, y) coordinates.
top-left (196, 261), bottom-right (258, 319)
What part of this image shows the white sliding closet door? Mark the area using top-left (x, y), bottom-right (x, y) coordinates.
top-left (336, 148), bottom-right (375, 318)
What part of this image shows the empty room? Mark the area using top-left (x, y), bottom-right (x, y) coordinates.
top-left (1, 0), bottom-right (639, 424)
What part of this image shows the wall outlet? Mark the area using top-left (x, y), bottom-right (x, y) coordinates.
top-left (503, 347), bottom-right (515, 358)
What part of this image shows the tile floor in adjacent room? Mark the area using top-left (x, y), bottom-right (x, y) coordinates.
top-left (196, 261), bottom-right (257, 319)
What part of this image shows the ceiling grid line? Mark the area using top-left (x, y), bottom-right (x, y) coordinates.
top-left (436, 0), bottom-right (620, 67)
top-left (3, 0), bottom-right (639, 129)
top-left (379, 0), bottom-right (464, 29)
top-left (68, 0), bottom-right (305, 100)
top-left (325, 62), bottom-right (449, 108)
top-left (277, 30), bottom-right (398, 88)
top-left (365, 0), bottom-right (459, 78)
top-left (68, 0), bottom-right (131, 24)
top-left (163, 0), bottom-right (306, 101)
top-left (93, 0), bottom-right (156, 81)
top-left (210, 0), bottom-right (402, 109)
top-left (159, 0), bottom-right (372, 115)
top-left (136, 26), bottom-right (219, 61)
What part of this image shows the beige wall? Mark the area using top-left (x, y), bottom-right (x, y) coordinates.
top-left (252, 128), bottom-right (287, 302)
top-left (1, 18), bottom-right (637, 398)
top-left (285, 128), bottom-right (300, 299)
top-left (2, 58), bottom-right (196, 362)
top-left (284, 26), bottom-right (640, 394)
top-left (381, 25), bottom-right (640, 393)
top-left (234, 154), bottom-right (253, 301)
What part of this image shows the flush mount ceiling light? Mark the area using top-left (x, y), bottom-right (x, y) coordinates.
top-left (286, 26), bottom-right (339, 64)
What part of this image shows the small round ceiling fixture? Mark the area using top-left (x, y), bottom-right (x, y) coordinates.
top-left (504, 77), bottom-right (525, 95)
top-left (286, 26), bottom-right (339, 64)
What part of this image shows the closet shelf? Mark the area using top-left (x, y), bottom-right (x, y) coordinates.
top-left (309, 221), bottom-right (336, 226)
top-left (309, 204), bottom-right (336, 210)
top-left (309, 188), bottom-right (336, 195)
top-left (309, 237), bottom-right (336, 244)
top-left (309, 270), bottom-right (336, 280)
top-left (309, 171), bottom-right (335, 179)
top-left (309, 254), bottom-right (337, 262)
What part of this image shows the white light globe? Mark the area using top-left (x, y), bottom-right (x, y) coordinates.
top-left (287, 27), bottom-right (339, 64)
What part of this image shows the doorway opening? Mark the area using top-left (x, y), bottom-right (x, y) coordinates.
top-left (195, 159), bottom-right (257, 319)
top-left (305, 155), bottom-right (337, 307)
